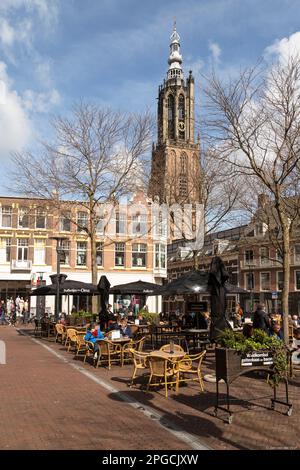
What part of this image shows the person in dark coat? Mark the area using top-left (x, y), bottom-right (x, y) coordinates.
top-left (253, 303), bottom-right (270, 333)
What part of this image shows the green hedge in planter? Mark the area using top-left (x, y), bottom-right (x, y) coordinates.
top-left (138, 311), bottom-right (159, 324)
top-left (218, 328), bottom-right (288, 387)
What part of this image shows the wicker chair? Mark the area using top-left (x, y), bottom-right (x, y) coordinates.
top-left (95, 340), bottom-right (122, 369)
top-left (147, 354), bottom-right (179, 398)
top-left (83, 340), bottom-right (97, 365)
top-left (129, 350), bottom-right (150, 386)
top-left (175, 350), bottom-right (206, 392)
top-left (55, 323), bottom-right (65, 343)
top-left (74, 333), bottom-right (87, 358)
top-left (121, 336), bottom-right (146, 366)
top-left (34, 319), bottom-right (42, 337)
top-left (159, 344), bottom-right (185, 353)
top-left (65, 328), bottom-right (78, 352)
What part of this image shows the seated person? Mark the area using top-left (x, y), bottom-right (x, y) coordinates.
top-left (291, 328), bottom-right (300, 365)
top-left (84, 322), bottom-right (105, 359)
top-left (127, 310), bottom-right (134, 321)
top-left (292, 315), bottom-right (300, 328)
top-left (197, 312), bottom-right (208, 330)
top-left (268, 321), bottom-right (284, 340)
top-left (137, 314), bottom-right (147, 325)
top-left (182, 312), bottom-right (194, 328)
top-left (242, 323), bottom-right (254, 338)
top-left (59, 313), bottom-right (67, 325)
top-left (119, 318), bottom-right (133, 338)
top-left (108, 315), bottom-right (122, 332)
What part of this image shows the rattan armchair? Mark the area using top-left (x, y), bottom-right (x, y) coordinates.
top-left (129, 350), bottom-right (150, 386)
top-left (159, 344), bottom-right (185, 353)
top-left (95, 340), bottom-right (122, 369)
top-left (175, 350), bottom-right (206, 392)
top-left (147, 354), bottom-right (179, 398)
top-left (121, 336), bottom-right (146, 367)
top-left (65, 328), bottom-right (78, 352)
top-left (55, 323), bottom-right (65, 343)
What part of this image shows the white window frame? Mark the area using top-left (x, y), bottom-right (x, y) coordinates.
top-left (245, 272), bottom-right (254, 291)
top-left (60, 240), bottom-right (70, 266)
top-left (132, 243), bottom-right (147, 268)
top-left (34, 239), bottom-right (46, 265)
top-left (59, 213), bottom-right (71, 232)
top-left (294, 245), bottom-right (300, 264)
top-left (35, 208), bottom-right (47, 229)
top-left (244, 249), bottom-right (254, 265)
top-left (76, 241), bottom-right (87, 266)
top-left (277, 271), bottom-right (283, 291)
top-left (0, 238), bottom-right (11, 263)
top-left (155, 243), bottom-right (166, 269)
top-left (1, 206), bottom-right (12, 228)
top-left (260, 271), bottom-right (271, 291)
top-left (17, 238), bottom-right (29, 261)
top-left (96, 242), bottom-right (103, 267)
top-left (260, 247), bottom-right (269, 266)
top-left (18, 207), bottom-right (29, 229)
top-left (77, 212), bottom-right (88, 233)
top-left (115, 242), bottom-right (125, 267)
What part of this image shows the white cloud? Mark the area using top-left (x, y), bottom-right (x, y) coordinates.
top-left (0, 61), bottom-right (32, 156)
top-left (209, 41), bottom-right (221, 64)
top-left (35, 59), bottom-right (53, 88)
top-left (265, 31), bottom-right (300, 62)
top-left (22, 88), bottom-right (61, 113)
top-left (0, 18), bottom-right (15, 46)
top-left (185, 58), bottom-right (204, 81)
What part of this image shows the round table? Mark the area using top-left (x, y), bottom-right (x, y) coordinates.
top-left (149, 350), bottom-right (185, 360)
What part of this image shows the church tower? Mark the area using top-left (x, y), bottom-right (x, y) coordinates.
top-left (149, 24), bottom-right (202, 205)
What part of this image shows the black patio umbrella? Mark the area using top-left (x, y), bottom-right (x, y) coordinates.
top-left (157, 270), bottom-right (247, 296)
top-left (98, 275), bottom-right (111, 325)
top-left (208, 256), bottom-right (232, 342)
top-left (30, 279), bottom-right (101, 296)
top-left (157, 271), bottom-right (210, 296)
top-left (109, 280), bottom-right (162, 295)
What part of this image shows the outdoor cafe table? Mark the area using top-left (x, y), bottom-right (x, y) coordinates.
top-left (149, 350), bottom-right (185, 360)
top-left (96, 337), bottom-right (132, 345)
top-left (182, 329), bottom-right (210, 352)
top-left (152, 324), bottom-right (181, 348)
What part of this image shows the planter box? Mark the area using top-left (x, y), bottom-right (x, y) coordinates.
top-left (215, 347), bottom-right (274, 383)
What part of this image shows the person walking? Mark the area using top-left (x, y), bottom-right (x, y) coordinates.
top-left (253, 303), bottom-right (270, 333)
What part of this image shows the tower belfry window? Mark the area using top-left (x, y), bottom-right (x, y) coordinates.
top-left (178, 95), bottom-right (185, 139)
top-left (168, 95), bottom-right (175, 139)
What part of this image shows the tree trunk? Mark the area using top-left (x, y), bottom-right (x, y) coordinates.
top-left (281, 224), bottom-right (290, 346)
top-left (89, 205), bottom-right (98, 316)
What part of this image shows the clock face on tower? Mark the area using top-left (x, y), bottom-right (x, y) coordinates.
top-left (178, 121), bottom-right (185, 131)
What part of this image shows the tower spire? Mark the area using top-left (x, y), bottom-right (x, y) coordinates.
top-left (167, 22), bottom-right (183, 81)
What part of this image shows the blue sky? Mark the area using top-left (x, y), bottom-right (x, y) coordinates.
top-left (1, 0), bottom-right (300, 188)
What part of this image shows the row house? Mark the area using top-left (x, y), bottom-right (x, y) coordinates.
top-left (0, 195), bottom-right (167, 314)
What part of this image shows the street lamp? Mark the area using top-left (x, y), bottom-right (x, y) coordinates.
top-left (247, 263), bottom-right (255, 314)
top-left (49, 236), bottom-right (68, 322)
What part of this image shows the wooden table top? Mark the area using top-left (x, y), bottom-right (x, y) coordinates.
top-left (149, 350), bottom-right (185, 360)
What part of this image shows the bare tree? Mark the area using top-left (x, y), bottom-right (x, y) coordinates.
top-left (154, 147), bottom-right (244, 269)
top-left (11, 103), bottom-right (153, 313)
top-left (204, 56), bottom-right (300, 344)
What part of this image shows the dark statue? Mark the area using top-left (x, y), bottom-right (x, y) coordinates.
top-left (208, 256), bottom-right (231, 342)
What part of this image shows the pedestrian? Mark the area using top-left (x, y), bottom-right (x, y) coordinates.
top-left (253, 303), bottom-right (270, 333)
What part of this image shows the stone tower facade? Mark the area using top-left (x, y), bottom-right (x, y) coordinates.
top-left (149, 25), bottom-right (202, 205)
